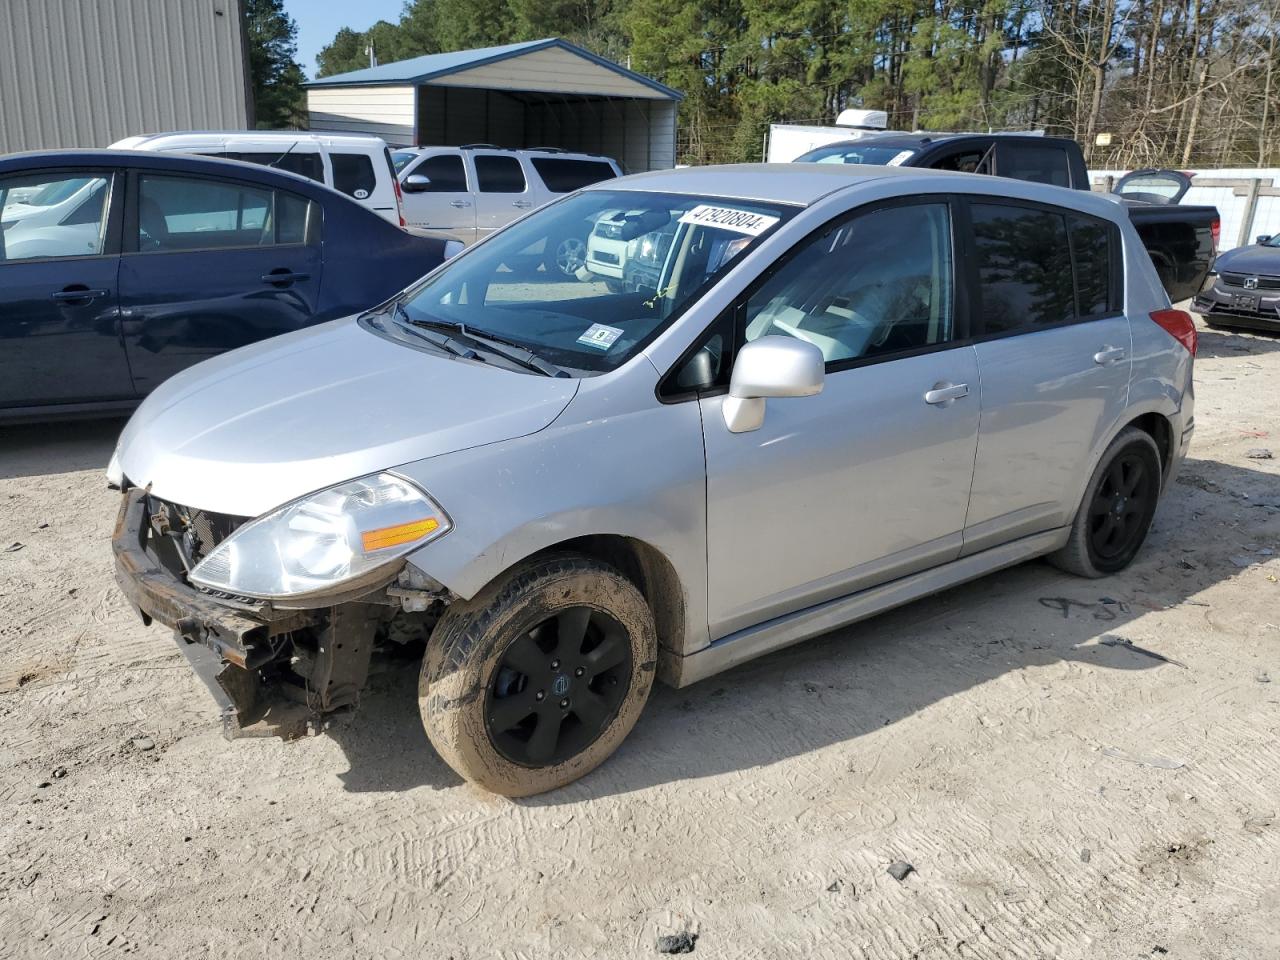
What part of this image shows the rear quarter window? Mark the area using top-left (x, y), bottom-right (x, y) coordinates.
top-left (1068, 215), bottom-right (1120, 318)
top-left (331, 153), bottom-right (377, 199)
top-left (530, 158), bottom-right (618, 192)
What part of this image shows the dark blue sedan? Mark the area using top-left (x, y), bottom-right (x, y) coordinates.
top-left (0, 150), bottom-right (448, 421)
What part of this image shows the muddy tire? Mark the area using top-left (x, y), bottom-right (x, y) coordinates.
top-left (1049, 427), bottom-right (1163, 578)
top-left (419, 554), bottom-right (656, 797)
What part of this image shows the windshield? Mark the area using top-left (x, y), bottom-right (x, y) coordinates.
top-left (395, 189), bottom-right (793, 374)
top-left (391, 151), bottom-right (418, 173)
top-left (795, 144), bottom-right (917, 166)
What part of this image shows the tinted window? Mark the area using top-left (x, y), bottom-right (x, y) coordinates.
top-left (931, 147), bottom-right (991, 174)
top-left (331, 153), bottom-right (377, 199)
top-left (474, 155), bottom-right (526, 193)
top-left (137, 176), bottom-right (314, 251)
top-left (531, 158), bottom-right (617, 192)
top-left (222, 151), bottom-right (325, 184)
top-left (412, 154), bottom-right (468, 192)
top-left (744, 202), bottom-right (954, 363)
top-left (997, 144), bottom-right (1072, 187)
top-left (1069, 215), bottom-right (1115, 318)
top-left (971, 202), bottom-right (1074, 333)
top-left (391, 150), bottom-right (418, 173)
top-left (795, 144), bottom-right (921, 165)
top-left (0, 172), bottom-right (111, 262)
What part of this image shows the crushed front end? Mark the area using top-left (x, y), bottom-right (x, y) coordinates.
top-left (111, 487), bottom-right (444, 739)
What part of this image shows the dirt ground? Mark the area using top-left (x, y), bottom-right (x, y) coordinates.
top-left (2, 317), bottom-right (1278, 960)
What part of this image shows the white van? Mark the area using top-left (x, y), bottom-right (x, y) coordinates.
top-left (109, 131), bottom-right (405, 227)
top-left (391, 146), bottom-right (621, 271)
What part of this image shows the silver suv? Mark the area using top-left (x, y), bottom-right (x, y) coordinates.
top-left (110, 165), bottom-right (1196, 796)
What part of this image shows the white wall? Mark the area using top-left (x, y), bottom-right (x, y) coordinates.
top-left (307, 86), bottom-right (416, 146)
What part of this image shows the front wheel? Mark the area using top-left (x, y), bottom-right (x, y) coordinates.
top-left (544, 235), bottom-right (588, 279)
top-left (1049, 427), bottom-right (1163, 578)
top-left (419, 555), bottom-right (656, 796)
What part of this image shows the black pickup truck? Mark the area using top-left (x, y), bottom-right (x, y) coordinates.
top-left (795, 134), bottom-right (1220, 302)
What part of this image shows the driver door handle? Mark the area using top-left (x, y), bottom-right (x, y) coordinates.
top-left (1094, 346), bottom-right (1127, 365)
top-left (924, 382), bottom-right (970, 405)
top-left (261, 271), bottom-right (310, 285)
top-left (511, 200), bottom-right (534, 209)
top-left (51, 287), bottom-right (109, 303)
top-left (450, 200), bottom-right (472, 208)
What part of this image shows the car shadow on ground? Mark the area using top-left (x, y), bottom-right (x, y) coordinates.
top-left (0, 417), bottom-right (126, 480)
top-left (1195, 323), bottom-right (1280, 359)
top-left (328, 455), bottom-right (1279, 801)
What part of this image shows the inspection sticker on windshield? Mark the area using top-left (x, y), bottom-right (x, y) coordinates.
top-left (577, 323), bottom-right (625, 350)
top-left (886, 150), bottom-right (915, 167)
top-left (678, 204), bottom-right (779, 237)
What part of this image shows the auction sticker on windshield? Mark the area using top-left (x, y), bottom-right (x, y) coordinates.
top-left (577, 323), bottom-right (625, 350)
top-left (678, 205), bottom-right (780, 237)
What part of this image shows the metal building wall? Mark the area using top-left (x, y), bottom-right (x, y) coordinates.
top-left (0, 0), bottom-right (251, 153)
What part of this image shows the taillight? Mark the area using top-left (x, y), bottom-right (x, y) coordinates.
top-left (1210, 217), bottom-right (1220, 251)
top-left (393, 177), bottom-right (406, 228)
top-left (1151, 309), bottom-right (1197, 356)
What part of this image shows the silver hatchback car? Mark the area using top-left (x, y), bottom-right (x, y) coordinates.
top-left (111, 164), bottom-right (1197, 796)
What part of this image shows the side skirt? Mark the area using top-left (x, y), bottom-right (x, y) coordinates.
top-left (666, 526), bottom-right (1071, 688)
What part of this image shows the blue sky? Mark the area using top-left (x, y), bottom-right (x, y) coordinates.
top-left (285, 0), bottom-right (407, 78)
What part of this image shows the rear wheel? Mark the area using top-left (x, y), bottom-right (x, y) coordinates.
top-left (1049, 427), bottom-right (1163, 578)
top-left (419, 555), bottom-right (656, 796)
top-left (545, 235), bottom-right (587, 279)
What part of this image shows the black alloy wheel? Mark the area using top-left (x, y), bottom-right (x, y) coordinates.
top-left (484, 606), bottom-right (632, 767)
top-left (1087, 450), bottom-right (1157, 561)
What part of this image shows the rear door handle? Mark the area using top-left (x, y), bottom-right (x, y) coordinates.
top-left (450, 200), bottom-right (472, 208)
top-left (924, 382), bottom-right (970, 405)
top-left (261, 271), bottom-right (310, 285)
top-left (511, 200), bottom-right (534, 209)
top-left (1094, 346), bottom-right (1127, 365)
top-left (51, 287), bottom-right (109, 303)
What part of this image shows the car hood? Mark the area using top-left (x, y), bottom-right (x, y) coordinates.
top-left (116, 317), bottom-right (579, 517)
top-left (1215, 245), bottom-right (1280, 274)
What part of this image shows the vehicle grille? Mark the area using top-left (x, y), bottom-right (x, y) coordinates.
top-left (146, 495), bottom-right (248, 567)
top-left (1220, 272), bottom-right (1280, 290)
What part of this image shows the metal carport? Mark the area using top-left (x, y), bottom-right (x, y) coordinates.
top-left (305, 39), bottom-right (682, 172)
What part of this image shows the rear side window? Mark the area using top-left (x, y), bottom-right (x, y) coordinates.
top-left (530, 158), bottom-right (617, 192)
top-left (223, 151), bottom-right (325, 184)
top-left (1069, 215), bottom-right (1117, 318)
top-left (136, 175), bottom-right (315, 251)
top-left (474, 155), bottom-right (526, 193)
top-left (996, 144), bottom-right (1072, 188)
top-left (971, 202), bottom-right (1074, 333)
top-left (412, 154), bottom-right (468, 192)
top-left (331, 153), bottom-right (377, 199)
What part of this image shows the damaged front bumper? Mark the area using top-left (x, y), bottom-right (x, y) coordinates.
top-left (111, 489), bottom-right (384, 739)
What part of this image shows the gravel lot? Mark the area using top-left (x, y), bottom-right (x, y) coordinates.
top-left (1, 318), bottom-right (1278, 959)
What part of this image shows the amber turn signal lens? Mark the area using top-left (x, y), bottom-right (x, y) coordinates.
top-left (361, 517), bottom-right (440, 552)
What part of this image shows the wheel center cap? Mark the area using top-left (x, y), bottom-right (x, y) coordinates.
top-left (1114, 496), bottom-right (1126, 515)
top-left (551, 673), bottom-right (571, 697)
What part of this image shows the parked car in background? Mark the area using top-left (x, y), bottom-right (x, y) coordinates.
top-left (111, 164), bottom-right (1195, 796)
top-left (0, 150), bottom-right (449, 421)
top-left (1192, 233), bottom-right (1280, 332)
top-left (793, 134), bottom-right (1220, 302)
top-left (110, 131), bottom-right (406, 227)
top-left (393, 146), bottom-right (621, 275)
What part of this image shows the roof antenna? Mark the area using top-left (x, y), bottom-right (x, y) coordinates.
top-left (268, 140), bottom-right (299, 168)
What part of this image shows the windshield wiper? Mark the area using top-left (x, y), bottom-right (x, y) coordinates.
top-left (391, 303), bottom-right (480, 361)
top-left (394, 309), bottom-right (568, 378)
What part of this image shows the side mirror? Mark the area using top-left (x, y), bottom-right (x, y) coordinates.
top-left (1257, 234), bottom-right (1273, 245)
top-left (402, 174), bottom-right (432, 194)
top-left (722, 336), bottom-right (824, 433)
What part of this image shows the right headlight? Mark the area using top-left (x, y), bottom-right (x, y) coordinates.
top-left (189, 472), bottom-right (450, 599)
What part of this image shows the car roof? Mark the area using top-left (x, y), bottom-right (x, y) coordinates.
top-left (398, 145), bottom-right (614, 161)
top-left (114, 131), bottom-right (388, 149)
top-left (591, 162), bottom-right (940, 206)
top-left (0, 149), bottom-right (334, 194)
top-left (805, 133), bottom-right (1070, 152)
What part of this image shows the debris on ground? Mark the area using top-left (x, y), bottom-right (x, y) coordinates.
top-left (826, 879), bottom-right (843, 893)
top-left (1099, 635), bottom-right (1187, 668)
top-left (1257, 672), bottom-right (1272, 684)
top-left (887, 861), bottom-right (915, 881)
top-left (1101, 747), bottom-right (1185, 770)
top-left (130, 736), bottom-right (155, 752)
top-left (1229, 555), bottom-right (1254, 568)
top-left (1080, 848), bottom-right (1092, 863)
top-left (5, 542), bottom-right (24, 553)
top-left (656, 931), bottom-right (697, 954)
top-left (1246, 448), bottom-right (1274, 459)
top-left (51, 766), bottom-right (67, 779)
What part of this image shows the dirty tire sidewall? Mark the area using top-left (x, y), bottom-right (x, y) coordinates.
top-left (1049, 426), bottom-right (1163, 578)
top-left (420, 556), bottom-right (657, 797)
